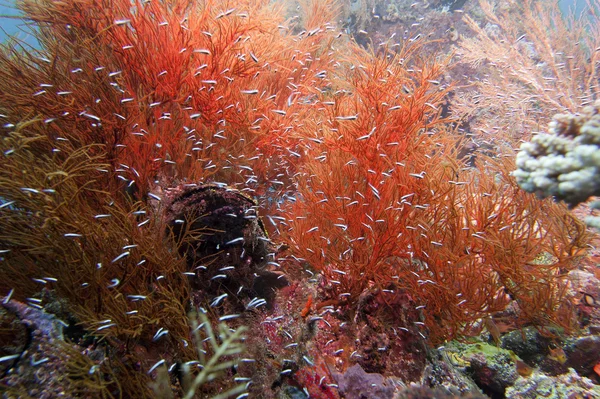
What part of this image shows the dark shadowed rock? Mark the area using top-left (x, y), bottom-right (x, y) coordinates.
top-left (164, 184), bottom-right (286, 310)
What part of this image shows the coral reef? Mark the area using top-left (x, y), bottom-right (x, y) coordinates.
top-left (563, 336), bottom-right (600, 382)
top-left (514, 100), bottom-right (600, 207)
top-left (505, 368), bottom-right (600, 399)
top-left (568, 269), bottom-right (600, 334)
top-left (438, 342), bottom-right (522, 398)
top-left (352, 288), bottom-right (427, 378)
top-left (0, 0), bottom-right (598, 397)
top-left (463, 346), bottom-right (518, 398)
top-left (499, 327), bottom-right (553, 366)
top-left (453, 0), bottom-right (599, 148)
top-left (163, 184), bottom-right (285, 311)
top-left (333, 364), bottom-right (396, 399)
top-left (394, 386), bottom-right (489, 399)
top-left (0, 298), bottom-right (113, 398)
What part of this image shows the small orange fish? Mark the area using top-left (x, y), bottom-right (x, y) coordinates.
top-left (483, 317), bottom-right (501, 346)
top-left (300, 294), bottom-right (313, 318)
top-left (594, 362), bottom-right (600, 377)
top-left (511, 352), bottom-right (534, 377)
top-left (515, 359), bottom-right (534, 377)
top-left (594, 363), bottom-right (600, 376)
top-left (548, 347), bottom-right (567, 364)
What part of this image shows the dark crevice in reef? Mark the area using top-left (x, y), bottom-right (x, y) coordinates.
top-left (165, 184), bottom-right (287, 311)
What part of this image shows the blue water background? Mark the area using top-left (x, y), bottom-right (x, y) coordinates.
top-left (0, 0), bottom-right (36, 46)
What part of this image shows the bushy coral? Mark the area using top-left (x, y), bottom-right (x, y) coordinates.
top-left (280, 41), bottom-right (590, 342)
top-left (0, 0), bottom-right (595, 396)
top-left (454, 0), bottom-right (599, 149)
top-left (0, 0), bottom-right (343, 395)
top-left (1, 0), bottom-right (341, 198)
top-left (514, 100), bottom-right (600, 207)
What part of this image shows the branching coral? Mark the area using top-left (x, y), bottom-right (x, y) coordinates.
top-left (0, 0), bottom-right (595, 395)
top-left (0, 126), bottom-right (195, 396)
top-left (453, 0), bottom-right (600, 147)
top-left (150, 311), bottom-right (248, 399)
top-left (280, 39), bottom-right (590, 343)
top-left (2, 0), bottom-right (343, 198)
top-left (0, 0), bottom-right (344, 395)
